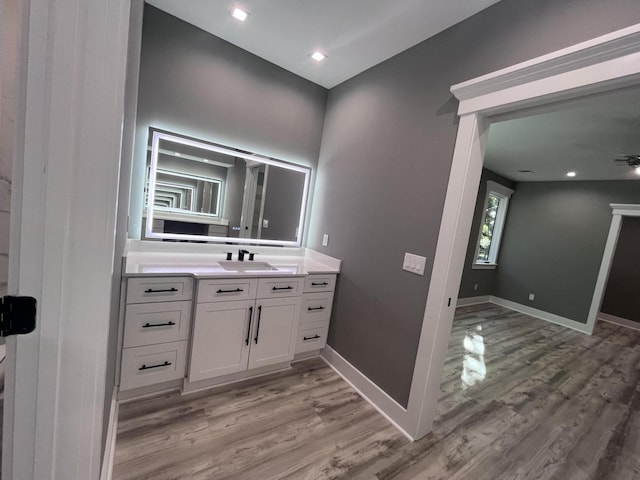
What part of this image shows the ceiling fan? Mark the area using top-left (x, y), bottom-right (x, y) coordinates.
top-left (614, 154), bottom-right (640, 167)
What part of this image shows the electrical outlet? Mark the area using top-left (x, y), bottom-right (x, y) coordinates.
top-left (262, 219), bottom-right (269, 228)
top-left (528, 293), bottom-right (535, 301)
top-left (322, 233), bottom-right (329, 247)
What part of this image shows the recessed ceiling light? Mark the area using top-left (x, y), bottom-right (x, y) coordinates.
top-left (566, 171), bottom-right (576, 177)
top-left (231, 7), bottom-right (249, 22)
top-left (311, 51), bottom-right (327, 62)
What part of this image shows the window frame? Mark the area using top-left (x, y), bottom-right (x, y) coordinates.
top-left (472, 180), bottom-right (514, 269)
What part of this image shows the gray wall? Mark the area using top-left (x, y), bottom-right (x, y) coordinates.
top-left (494, 181), bottom-right (640, 323)
top-left (458, 169), bottom-right (515, 299)
top-left (308, 0), bottom-right (640, 407)
top-left (262, 167), bottom-right (306, 241)
top-left (129, 5), bottom-right (327, 238)
top-left (0, 0), bottom-right (19, 297)
top-left (601, 217), bottom-right (640, 323)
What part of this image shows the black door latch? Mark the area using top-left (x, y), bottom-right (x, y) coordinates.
top-left (1, 296), bottom-right (37, 337)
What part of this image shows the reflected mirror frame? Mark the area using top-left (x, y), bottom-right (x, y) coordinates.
top-left (146, 129), bottom-right (311, 246)
top-left (154, 169), bottom-right (222, 217)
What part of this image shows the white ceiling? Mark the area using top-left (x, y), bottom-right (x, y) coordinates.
top-left (485, 87), bottom-right (640, 182)
top-left (146, 0), bottom-right (500, 89)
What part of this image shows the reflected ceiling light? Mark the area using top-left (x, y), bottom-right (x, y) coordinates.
top-left (635, 166), bottom-right (640, 175)
top-left (231, 7), bottom-right (249, 22)
top-left (566, 171), bottom-right (576, 177)
top-left (311, 51), bottom-right (327, 62)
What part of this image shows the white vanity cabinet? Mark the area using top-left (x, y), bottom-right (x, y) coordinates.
top-left (295, 274), bottom-right (336, 354)
top-left (120, 277), bottom-right (193, 391)
top-left (189, 276), bottom-right (303, 383)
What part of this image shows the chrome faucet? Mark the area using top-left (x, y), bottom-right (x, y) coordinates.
top-left (238, 249), bottom-right (250, 261)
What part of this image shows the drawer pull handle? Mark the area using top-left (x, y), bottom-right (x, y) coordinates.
top-left (245, 306), bottom-right (253, 346)
top-left (144, 287), bottom-right (178, 293)
top-left (217, 288), bottom-right (244, 294)
top-left (303, 335), bottom-right (321, 341)
top-left (272, 286), bottom-right (293, 291)
top-left (142, 321), bottom-right (176, 328)
top-left (254, 306), bottom-right (262, 344)
top-left (311, 282), bottom-right (329, 286)
top-left (139, 361), bottom-right (172, 371)
top-left (307, 306), bottom-right (325, 311)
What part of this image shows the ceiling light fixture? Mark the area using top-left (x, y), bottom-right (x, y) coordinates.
top-left (635, 166), bottom-right (640, 176)
top-left (311, 51), bottom-right (327, 62)
top-left (566, 171), bottom-right (576, 177)
top-left (230, 7), bottom-right (249, 22)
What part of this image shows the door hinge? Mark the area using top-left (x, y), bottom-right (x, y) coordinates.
top-left (0, 296), bottom-right (37, 337)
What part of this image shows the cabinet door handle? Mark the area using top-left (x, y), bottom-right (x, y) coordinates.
top-left (144, 287), bottom-right (178, 293)
top-left (254, 305), bottom-right (262, 344)
top-left (139, 361), bottom-right (171, 371)
top-left (272, 286), bottom-right (293, 291)
top-left (307, 306), bottom-right (325, 311)
top-left (245, 306), bottom-right (253, 346)
top-left (217, 288), bottom-right (244, 294)
top-left (142, 321), bottom-right (176, 328)
top-left (303, 335), bottom-right (321, 341)
top-left (311, 282), bottom-right (329, 286)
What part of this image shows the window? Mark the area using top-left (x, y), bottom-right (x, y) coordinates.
top-left (473, 180), bottom-right (514, 269)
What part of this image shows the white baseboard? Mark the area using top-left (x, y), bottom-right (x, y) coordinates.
top-left (100, 390), bottom-right (119, 480)
top-left (490, 296), bottom-right (591, 334)
top-left (456, 295), bottom-right (491, 307)
top-left (598, 312), bottom-right (640, 331)
top-left (321, 346), bottom-right (412, 441)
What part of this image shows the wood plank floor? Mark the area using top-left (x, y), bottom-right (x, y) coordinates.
top-left (113, 304), bottom-right (640, 479)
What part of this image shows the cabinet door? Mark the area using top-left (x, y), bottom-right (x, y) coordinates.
top-left (189, 300), bottom-right (254, 382)
top-left (248, 297), bottom-right (301, 370)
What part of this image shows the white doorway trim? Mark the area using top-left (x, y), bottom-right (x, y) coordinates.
top-left (404, 24), bottom-right (640, 440)
top-left (586, 204), bottom-right (640, 333)
top-left (4, 1), bottom-right (131, 478)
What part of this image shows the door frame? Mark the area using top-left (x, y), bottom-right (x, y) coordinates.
top-left (4, 0), bottom-right (131, 478)
top-left (586, 204), bottom-right (640, 331)
top-left (405, 24), bottom-right (640, 439)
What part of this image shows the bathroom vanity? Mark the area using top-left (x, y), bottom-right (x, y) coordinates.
top-left (116, 127), bottom-right (339, 399)
top-left (117, 241), bottom-right (340, 399)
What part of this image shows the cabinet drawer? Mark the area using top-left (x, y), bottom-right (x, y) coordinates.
top-left (303, 274), bottom-right (336, 293)
top-left (197, 278), bottom-right (258, 303)
top-left (295, 322), bottom-right (329, 354)
top-left (300, 292), bottom-right (333, 324)
top-left (120, 341), bottom-right (187, 390)
top-left (256, 277), bottom-right (304, 298)
top-left (127, 277), bottom-right (193, 304)
top-left (123, 301), bottom-right (192, 348)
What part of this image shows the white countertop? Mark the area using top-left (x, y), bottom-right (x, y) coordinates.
top-left (123, 240), bottom-right (341, 278)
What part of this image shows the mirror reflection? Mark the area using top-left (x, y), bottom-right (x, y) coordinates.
top-left (144, 129), bottom-right (310, 246)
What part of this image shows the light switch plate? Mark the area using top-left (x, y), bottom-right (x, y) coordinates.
top-left (403, 252), bottom-right (426, 276)
top-left (322, 233), bottom-right (329, 247)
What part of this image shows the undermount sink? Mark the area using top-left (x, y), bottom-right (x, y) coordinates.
top-left (218, 260), bottom-right (278, 271)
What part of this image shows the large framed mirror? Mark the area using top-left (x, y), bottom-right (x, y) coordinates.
top-left (144, 129), bottom-right (311, 246)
